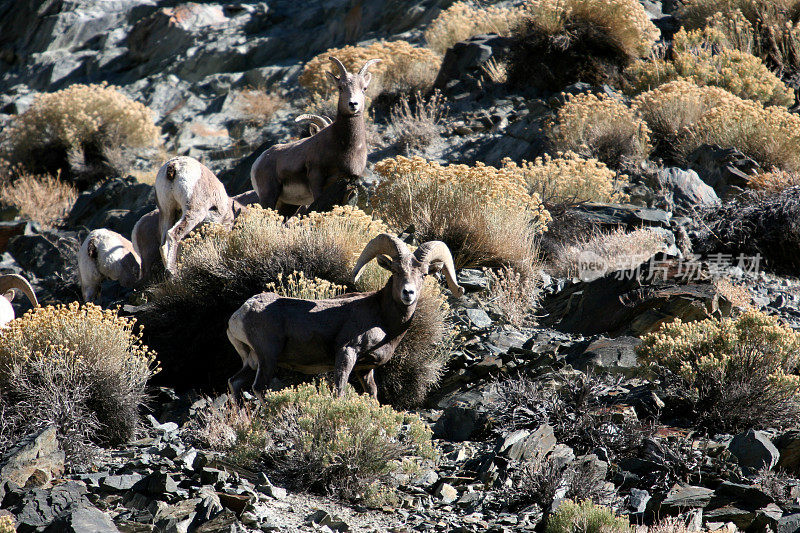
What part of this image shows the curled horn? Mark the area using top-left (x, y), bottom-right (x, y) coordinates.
top-left (352, 233), bottom-right (409, 284)
top-left (329, 56), bottom-right (348, 79)
top-left (359, 58), bottom-right (382, 76)
top-left (0, 274), bottom-right (39, 308)
top-left (295, 114), bottom-right (333, 131)
top-left (414, 241), bottom-right (465, 297)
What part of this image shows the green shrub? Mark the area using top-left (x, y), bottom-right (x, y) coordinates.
top-left (546, 500), bottom-right (631, 533)
top-left (136, 206), bottom-right (452, 407)
top-left (637, 309), bottom-right (800, 431)
top-left (225, 383), bottom-right (435, 502)
top-left (0, 303), bottom-right (157, 462)
top-left (3, 83), bottom-right (160, 183)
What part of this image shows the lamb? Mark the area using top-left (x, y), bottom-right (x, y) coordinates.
top-left (250, 57), bottom-right (380, 217)
top-left (79, 229), bottom-right (141, 303)
top-left (226, 233), bottom-right (464, 401)
top-left (0, 274), bottom-right (38, 326)
top-left (131, 209), bottom-right (161, 283)
top-left (155, 156), bottom-right (234, 274)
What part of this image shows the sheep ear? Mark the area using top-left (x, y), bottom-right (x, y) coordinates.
top-left (376, 255), bottom-right (393, 271)
top-left (326, 71), bottom-right (339, 86)
top-left (361, 71), bottom-right (372, 88)
top-left (426, 261), bottom-right (444, 275)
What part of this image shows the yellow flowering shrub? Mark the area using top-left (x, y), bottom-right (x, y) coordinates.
top-left (506, 152), bottom-right (627, 204)
top-left (0, 516), bottom-right (13, 533)
top-left (522, 0), bottom-right (660, 58)
top-left (632, 79), bottom-right (737, 139)
top-left (0, 303), bottom-right (157, 461)
top-left (372, 155), bottom-right (550, 272)
top-left (637, 310), bottom-right (800, 430)
top-left (625, 28), bottom-right (794, 106)
top-left (299, 41), bottom-right (441, 100)
top-left (254, 382), bottom-right (435, 501)
top-left (677, 98), bottom-right (800, 172)
top-left (424, 1), bottom-right (522, 54)
top-left (546, 93), bottom-right (652, 166)
top-left (4, 83), bottom-right (160, 175)
top-left (546, 500), bottom-right (631, 533)
top-left (139, 205), bottom-right (451, 408)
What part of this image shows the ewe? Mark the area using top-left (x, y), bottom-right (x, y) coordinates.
top-left (78, 229), bottom-right (141, 303)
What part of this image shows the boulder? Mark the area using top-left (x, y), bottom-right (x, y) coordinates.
top-left (12, 481), bottom-right (90, 532)
top-left (728, 429), bottom-right (779, 473)
top-left (776, 429), bottom-right (800, 474)
top-left (687, 144), bottom-right (760, 198)
top-left (65, 176), bottom-right (154, 236)
top-left (496, 424), bottom-right (556, 462)
top-left (43, 505), bottom-right (119, 533)
top-left (566, 336), bottom-right (641, 373)
top-left (0, 426), bottom-right (64, 488)
top-left (657, 167), bottom-right (720, 213)
top-left (656, 484), bottom-right (714, 514)
top-left (569, 203), bottom-right (672, 230)
top-left (434, 34), bottom-right (513, 92)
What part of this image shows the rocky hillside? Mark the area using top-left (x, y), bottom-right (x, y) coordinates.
top-left (2, 0), bottom-right (800, 532)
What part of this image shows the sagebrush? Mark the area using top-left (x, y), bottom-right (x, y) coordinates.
top-left (0, 173), bottom-right (77, 228)
top-left (0, 303), bottom-right (157, 463)
top-left (424, 1), bottom-right (522, 54)
top-left (546, 499), bottom-right (631, 533)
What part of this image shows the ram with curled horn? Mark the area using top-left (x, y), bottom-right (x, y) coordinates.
top-left (250, 57), bottom-right (381, 218)
top-left (226, 233), bottom-right (463, 400)
top-left (0, 274), bottom-right (38, 327)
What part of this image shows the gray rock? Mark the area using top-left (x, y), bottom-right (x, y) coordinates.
top-left (658, 484), bottom-right (714, 514)
top-left (571, 202), bottom-right (672, 229)
top-left (434, 483), bottom-right (458, 504)
top-left (100, 474), bottom-right (143, 492)
top-left (687, 144), bottom-right (760, 198)
top-left (132, 472), bottom-right (179, 498)
top-left (567, 336), bottom-right (641, 373)
top-left (465, 308), bottom-right (492, 328)
top-left (728, 429), bottom-right (779, 473)
top-left (657, 167), bottom-right (720, 213)
top-left (434, 34), bottom-right (512, 93)
top-left (14, 481), bottom-right (90, 531)
top-left (43, 505), bottom-right (119, 533)
top-left (432, 405), bottom-right (485, 442)
top-left (457, 268), bottom-right (489, 291)
top-left (194, 508), bottom-right (240, 533)
top-left (714, 481), bottom-right (774, 509)
top-left (498, 425), bottom-right (556, 462)
top-left (778, 513), bottom-right (800, 533)
top-left (629, 488), bottom-right (650, 513)
top-left (0, 426), bottom-right (64, 488)
top-left (306, 510), bottom-right (349, 532)
top-left (66, 176), bottom-right (154, 236)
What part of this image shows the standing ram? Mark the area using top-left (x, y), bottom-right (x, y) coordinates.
top-left (155, 156), bottom-right (234, 274)
top-left (250, 57), bottom-right (380, 217)
top-left (226, 233), bottom-right (463, 400)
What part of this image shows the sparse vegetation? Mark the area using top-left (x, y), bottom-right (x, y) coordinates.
top-left (299, 41), bottom-right (441, 100)
top-left (389, 90), bottom-right (447, 154)
top-left (638, 309), bottom-right (800, 432)
top-left (235, 88), bottom-right (285, 126)
top-left (372, 156), bottom-right (551, 274)
top-left (424, 1), bottom-right (522, 54)
top-left (548, 228), bottom-right (669, 278)
top-left (487, 266), bottom-right (541, 327)
top-left (546, 93), bottom-right (652, 167)
top-left (625, 27), bottom-right (794, 106)
top-left (137, 206), bottom-right (451, 407)
top-left (0, 303), bottom-right (157, 462)
top-left (749, 170), bottom-right (800, 192)
top-left (3, 83), bottom-right (160, 183)
top-left (508, 0), bottom-right (659, 90)
top-left (514, 455), bottom-right (615, 510)
top-left (546, 499), bottom-right (631, 533)
top-left (227, 383), bottom-right (435, 502)
top-left (0, 173), bottom-right (78, 228)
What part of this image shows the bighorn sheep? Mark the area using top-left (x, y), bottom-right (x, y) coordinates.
top-left (79, 229), bottom-right (142, 303)
top-left (226, 233), bottom-right (464, 400)
top-left (131, 209), bottom-right (161, 283)
top-left (155, 156), bottom-right (234, 274)
top-left (250, 57), bottom-right (380, 217)
top-left (295, 113), bottom-right (332, 136)
top-left (0, 274), bottom-right (38, 326)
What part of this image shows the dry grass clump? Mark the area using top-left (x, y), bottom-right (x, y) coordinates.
top-left (677, 98), bottom-right (800, 172)
top-left (0, 516), bottom-right (14, 533)
top-left (424, 1), bottom-right (522, 54)
top-left (680, 0), bottom-right (800, 72)
top-left (3, 83), bottom-right (160, 182)
top-left (546, 500), bottom-right (631, 533)
top-left (632, 79), bottom-right (736, 140)
top-left (137, 206), bottom-right (452, 407)
top-left (749, 170), bottom-right (800, 191)
top-left (299, 41), bottom-right (441, 100)
top-left (625, 28), bottom-right (794, 106)
top-left (487, 266), bottom-right (542, 327)
top-left (372, 156), bottom-right (551, 274)
top-left (389, 90), bottom-right (447, 155)
top-left (546, 93), bottom-right (652, 167)
top-left (235, 88), bottom-right (285, 126)
top-left (548, 228), bottom-right (669, 279)
top-left (638, 309), bottom-right (800, 432)
top-left (0, 303), bottom-right (157, 462)
top-left (507, 0), bottom-right (658, 90)
top-left (509, 152), bottom-right (626, 205)
top-left (695, 187), bottom-right (800, 273)
top-left (0, 173), bottom-right (77, 228)
top-left (258, 383), bottom-right (435, 502)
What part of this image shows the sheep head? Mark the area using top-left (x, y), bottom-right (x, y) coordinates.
top-left (327, 57), bottom-right (381, 117)
top-left (352, 233), bottom-right (464, 308)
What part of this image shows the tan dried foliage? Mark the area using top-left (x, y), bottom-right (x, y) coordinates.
top-left (424, 1), bottom-right (522, 54)
top-left (0, 173), bottom-right (77, 228)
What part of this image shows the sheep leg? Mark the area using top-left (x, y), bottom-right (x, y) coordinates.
top-left (226, 328), bottom-right (257, 400)
top-left (161, 210), bottom-right (206, 274)
top-left (333, 346), bottom-right (358, 397)
top-left (363, 369), bottom-right (378, 401)
top-left (251, 340), bottom-right (283, 403)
